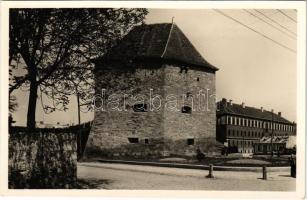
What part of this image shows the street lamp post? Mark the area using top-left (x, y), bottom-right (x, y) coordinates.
top-left (270, 111), bottom-right (274, 157)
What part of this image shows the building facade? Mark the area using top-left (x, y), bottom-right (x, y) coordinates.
top-left (216, 98), bottom-right (296, 154)
top-left (253, 135), bottom-right (296, 155)
top-left (84, 23), bottom-right (219, 159)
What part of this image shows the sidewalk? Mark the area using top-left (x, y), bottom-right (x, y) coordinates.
top-left (77, 162), bottom-right (296, 190)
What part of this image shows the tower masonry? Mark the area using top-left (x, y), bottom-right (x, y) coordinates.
top-left (84, 23), bottom-right (220, 159)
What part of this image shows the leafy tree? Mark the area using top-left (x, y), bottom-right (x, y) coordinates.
top-left (9, 8), bottom-right (148, 128)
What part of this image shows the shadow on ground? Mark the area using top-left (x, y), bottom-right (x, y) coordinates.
top-left (279, 174), bottom-right (293, 178)
top-left (74, 178), bottom-right (111, 189)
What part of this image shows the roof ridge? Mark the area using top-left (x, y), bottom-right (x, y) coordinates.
top-left (161, 22), bottom-right (175, 58)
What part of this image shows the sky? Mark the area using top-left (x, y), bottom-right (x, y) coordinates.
top-left (11, 9), bottom-right (297, 126)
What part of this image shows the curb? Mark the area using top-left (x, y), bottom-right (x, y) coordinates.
top-left (96, 159), bottom-right (290, 172)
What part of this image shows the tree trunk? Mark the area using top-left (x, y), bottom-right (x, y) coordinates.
top-left (27, 70), bottom-right (38, 129)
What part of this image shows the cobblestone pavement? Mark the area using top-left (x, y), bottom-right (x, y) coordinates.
top-left (77, 162), bottom-right (295, 191)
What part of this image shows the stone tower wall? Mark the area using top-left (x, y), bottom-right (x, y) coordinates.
top-left (162, 64), bottom-right (217, 156)
top-left (85, 64), bottom-right (167, 159)
top-left (84, 62), bottom-right (217, 159)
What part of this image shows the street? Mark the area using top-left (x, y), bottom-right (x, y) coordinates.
top-left (77, 162), bottom-right (295, 190)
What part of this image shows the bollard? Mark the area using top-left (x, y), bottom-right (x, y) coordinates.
top-left (262, 166), bottom-right (267, 180)
top-left (290, 157), bottom-right (296, 178)
top-left (290, 162), bottom-right (296, 178)
top-left (206, 164), bottom-right (214, 178)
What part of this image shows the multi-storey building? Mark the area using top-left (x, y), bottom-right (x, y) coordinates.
top-left (216, 98), bottom-right (296, 154)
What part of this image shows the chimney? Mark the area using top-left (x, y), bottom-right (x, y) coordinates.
top-left (278, 112), bottom-right (281, 116)
top-left (260, 107), bottom-right (263, 112)
top-left (242, 102), bottom-right (245, 108)
top-left (271, 109), bottom-right (274, 113)
top-left (221, 98), bottom-right (227, 107)
top-left (229, 99), bottom-right (233, 105)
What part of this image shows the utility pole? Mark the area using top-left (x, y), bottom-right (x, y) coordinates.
top-left (77, 89), bottom-right (81, 126)
top-left (270, 110), bottom-right (274, 157)
top-left (75, 84), bottom-right (81, 160)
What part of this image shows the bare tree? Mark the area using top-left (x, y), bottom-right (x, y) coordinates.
top-left (9, 8), bottom-right (148, 128)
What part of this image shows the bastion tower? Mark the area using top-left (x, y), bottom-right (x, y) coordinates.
top-left (84, 23), bottom-right (220, 159)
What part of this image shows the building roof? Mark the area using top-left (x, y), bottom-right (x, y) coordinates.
top-left (95, 23), bottom-right (218, 71)
top-left (217, 99), bottom-right (293, 124)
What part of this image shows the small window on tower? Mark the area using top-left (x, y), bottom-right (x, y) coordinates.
top-left (144, 138), bottom-right (149, 144)
top-left (197, 77), bottom-right (200, 81)
top-left (181, 106), bottom-right (192, 114)
top-left (128, 137), bottom-right (139, 144)
top-left (132, 103), bottom-right (148, 112)
top-left (187, 138), bottom-right (194, 145)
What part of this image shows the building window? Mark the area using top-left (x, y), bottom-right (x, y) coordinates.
top-left (128, 137), bottom-right (139, 144)
top-left (133, 103), bottom-right (148, 112)
top-left (181, 106), bottom-right (192, 114)
top-left (187, 138), bottom-right (194, 145)
top-left (197, 77), bottom-right (200, 81)
top-left (227, 116), bottom-right (231, 124)
top-left (144, 138), bottom-right (149, 144)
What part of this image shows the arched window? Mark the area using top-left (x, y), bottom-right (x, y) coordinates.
top-left (181, 106), bottom-right (192, 114)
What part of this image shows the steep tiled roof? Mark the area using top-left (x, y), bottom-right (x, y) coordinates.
top-left (96, 23), bottom-right (218, 71)
top-left (217, 100), bottom-right (293, 124)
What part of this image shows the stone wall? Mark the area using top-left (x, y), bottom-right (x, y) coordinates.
top-left (163, 64), bottom-right (217, 155)
top-left (85, 61), bottom-right (219, 159)
top-left (85, 62), bottom-right (167, 158)
top-left (9, 127), bottom-right (77, 189)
